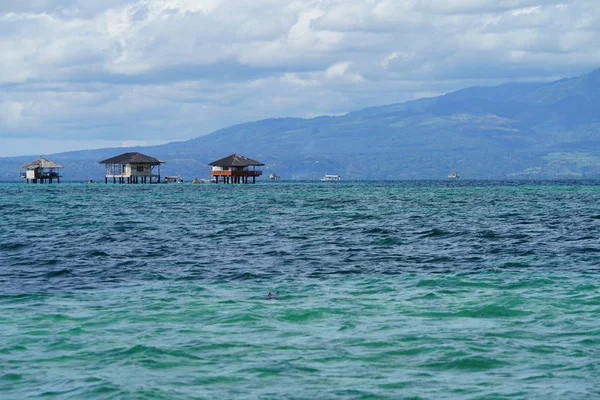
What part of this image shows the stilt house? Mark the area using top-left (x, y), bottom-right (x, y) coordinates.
top-left (21, 157), bottom-right (63, 183)
top-left (209, 154), bottom-right (264, 184)
top-left (99, 152), bottom-right (164, 184)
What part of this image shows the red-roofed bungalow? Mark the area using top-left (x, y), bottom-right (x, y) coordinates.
top-left (208, 154), bottom-right (264, 184)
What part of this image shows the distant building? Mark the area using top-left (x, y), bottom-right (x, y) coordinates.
top-left (208, 153), bottom-right (264, 184)
top-left (99, 152), bottom-right (164, 184)
top-left (21, 157), bottom-right (63, 184)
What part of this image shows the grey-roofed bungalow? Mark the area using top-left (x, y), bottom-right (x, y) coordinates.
top-left (209, 153), bottom-right (264, 184)
top-left (21, 157), bottom-right (63, 183)
top-left (99, 152), bottom-right (164, 184)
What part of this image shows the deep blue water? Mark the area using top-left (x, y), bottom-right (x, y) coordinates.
top-left (1, 181), bottom-right (599, 399)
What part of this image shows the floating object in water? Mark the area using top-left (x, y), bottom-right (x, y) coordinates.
top-left (266, 291), bottom-right (279, 300)
top-left (163, 176), bottom-right (184, 183)
top-left (321, 174), bottom-right (342, 181)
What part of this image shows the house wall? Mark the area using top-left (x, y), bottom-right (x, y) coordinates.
top-left (129, 163), bottom-right (155, 177)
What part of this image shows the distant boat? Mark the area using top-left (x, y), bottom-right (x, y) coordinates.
top-left (269, 173), bottom-right (280, 180)
top-left (163, 176), bottom-right (184, 183)
top-left (321, 174), bottom-right (342, 181)
top-left (192, 178), bottom-right (211, 184)
top-left (448, 171), bottom-right (459, 179)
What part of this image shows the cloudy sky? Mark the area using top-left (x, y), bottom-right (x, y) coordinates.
top-left (1, 0), bottom-right (599, 157)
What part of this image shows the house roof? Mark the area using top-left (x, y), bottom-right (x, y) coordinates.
top-left (99, 152), bottom-right (164, 165)
top-left (21, 157), bottom-right (64, 169)
top-left (208, 153), bottom-right (264, 167)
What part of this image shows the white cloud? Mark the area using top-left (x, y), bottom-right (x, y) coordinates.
top-left (0, 0), bottom-right (599, 156)
top-left (324, 61), bottom-right (364, 83)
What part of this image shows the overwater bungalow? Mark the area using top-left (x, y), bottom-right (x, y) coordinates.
top-left (209, 153), bottom-right (264, 184)
top-left (21, 157), bottom-right (63, 183)
top-left (99, 152), bottom-right (164, 184)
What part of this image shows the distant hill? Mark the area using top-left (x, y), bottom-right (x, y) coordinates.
top-left (2, 68), bottom-right (600, 181)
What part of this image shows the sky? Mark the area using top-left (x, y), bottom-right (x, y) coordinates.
top-left (1, 0), bottom-right (600, 157)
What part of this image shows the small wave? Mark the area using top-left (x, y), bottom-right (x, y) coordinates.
top-left (409, 292), bottom-right (439, 300)
top-left (455, 305), bottom-right (531, 319)
top-left (363, 227), bottom-right (394, 235)
top-left (0, 242), bottom-right (26, 251)
top-left (0, 373), bottom-right (22, 381)
top-left (417, 228), bottom-right (455, 239)
top-left (500, 262), bottom-right (531, 269)
top-left (221, 314), bottom-right (263, 324)
top-left (504, 279), bottom-right (555, 289)
top-left (39, 259), bottom-right (60, 266)
top-left (46, 269), bottom-right (72, 278)
top-left (229, 272), bottom-right (263, 281)
top-left (423, 356), bottom-right (507, 371)
top-left (263, 250), bottom-right (292, 257)
top-left (478, 230), bottom-right (502, 239)
top-left (416, 279), bottom-right (445, 287)
top-left (280, 309), bottom-right (326, 322)
top-left (570, 247), bottom-right (600, 254)
top-left (375, 237), bottom-right (403, 246)
top-left (86, 250), bottom-right (110, 257)
top-left (111, 344), bottom-right (202, 360)
top-left (566, 236), bottom-right (595, 242)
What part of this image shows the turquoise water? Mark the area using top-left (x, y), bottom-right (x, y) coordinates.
top-left (1, 181), bottom-right (599, 399)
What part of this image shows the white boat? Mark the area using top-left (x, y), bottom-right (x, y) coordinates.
top-left (321, 174), bottom-right (342, 181)
top-left (269, 173), bottom-right (280, 180)
top-left (163, 176), bottom-right (184, 183)
top-left (448, 171), bottom-right (459, 179)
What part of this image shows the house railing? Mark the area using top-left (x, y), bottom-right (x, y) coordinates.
top-left (210, 170), bottom-right (262, 177)
top-left (40, 172), bottom-right (62, 178)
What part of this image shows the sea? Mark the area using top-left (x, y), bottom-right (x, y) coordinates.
top-left (1, 181), bottom-right (599, 399)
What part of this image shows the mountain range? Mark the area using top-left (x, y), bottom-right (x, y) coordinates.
top-left (2, 68), bottom-right (600, 181)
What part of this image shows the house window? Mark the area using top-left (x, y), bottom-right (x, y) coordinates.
top-left (137, 166), bottom-right (144, 172)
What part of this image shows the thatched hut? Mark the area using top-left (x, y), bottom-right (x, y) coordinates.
top-left (21, 157), bottom-right (63, 183)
